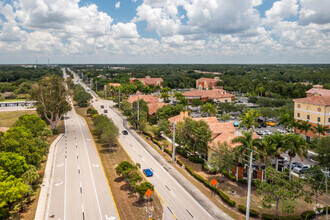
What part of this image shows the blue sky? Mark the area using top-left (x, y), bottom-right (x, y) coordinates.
top-left (0, 0), bottom-right (329, 64)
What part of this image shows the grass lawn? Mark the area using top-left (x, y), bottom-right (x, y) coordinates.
top-left (0, 99), bottom-right (27, 102)
top-left (75, 106), bottom-right (163, 220)
top-left (0, 110), bottom-right (37, 127)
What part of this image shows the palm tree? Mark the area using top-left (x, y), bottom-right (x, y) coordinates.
top-left (298, 120), bottom-right (313, 141)
top-left (22, 165), bottom-right (39, 185)
top-left (312, 123), bottom-right (327, 138)
top-left (262, 133), bottom-right (287, 171)
top-left (279, 113), bottom-right (293, 133)
top-left (232, 131), bottom-right (262, 163)
top-left (282, 134), bottom-right (308, 180)
top-left (239, 109), bottom-right (261, 132)
top-left (201, 103), bottom-right (217, 117)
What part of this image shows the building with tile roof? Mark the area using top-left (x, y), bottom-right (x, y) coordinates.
top-left (127, 94), bottom-right (159, 104)
top-left (293, 85), bottom-right (330, 139)
top-left (129, 76), bottom-right (163, 87)
top-left (182, 88), bottom-right (234, 103)
top-left (196, 77), bottom-right (221, 90)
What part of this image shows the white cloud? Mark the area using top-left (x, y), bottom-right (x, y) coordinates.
top-left (299, 0), bottom-right (330, 27)
top-left (264, 0), bottom-right (298, 25)
top-left (115, 2), bottom-right (120, 9)
top-left (112, 22), bottom-right (139, 38)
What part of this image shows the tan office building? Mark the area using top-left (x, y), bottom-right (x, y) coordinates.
top-left (293, 85), bottom-right (330, 139)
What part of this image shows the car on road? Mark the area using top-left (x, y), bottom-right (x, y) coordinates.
top-left (143, 169), bottom-right (153, 177)
top-left (122, 130), bottom-right (128, 135)
top-left (278, 156), bottom-right (288, 163)
top-left (287, 162), bottom-right (303, 169)
top-left (293, 164), bottom-right (310, 174)
top-left (100, 105), bottom-right (104, 109)
top-left (104, 109), bottom-right (108, 113)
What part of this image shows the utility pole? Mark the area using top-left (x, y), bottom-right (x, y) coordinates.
top-left (96, 80), bottom-right (97, 92)
top-left (246, 150), bottom-right (253, 220)
top-left (105, 85), bottom-right (107, 99)
top-left (326, 169), bottom-right (328, 220)
top-left (118, 89), bottom-right (121, 109)
top-left (137, 96), bottom-right (140, 131)
top-left (171, 119), bottom-right (176, 163)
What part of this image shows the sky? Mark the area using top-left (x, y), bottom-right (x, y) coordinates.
top-left (0, 0), bottom-right (329, 64)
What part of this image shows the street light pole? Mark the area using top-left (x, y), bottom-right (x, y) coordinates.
top-left (246, 150), bottom-right (253, 220)
top-left (171, 119), bottom-right (176, 163)
top-left (137, 96), bottom-right (140, 131)
top-left (118, 89), bottom-right (121, 109)
top-left (326, 170), bottom-right (328, 220)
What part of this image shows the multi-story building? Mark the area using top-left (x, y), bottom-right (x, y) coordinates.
top-left (293, 85), bottom-right (330, 139)
top-left (182, 88), bottom-right (234, 103)
top-left (129, 76), bottom-right (163, 87)
top-left (196, 77), bottom-right (221, 90)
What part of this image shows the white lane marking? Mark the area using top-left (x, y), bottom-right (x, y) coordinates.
top-left (55, 181), bottom-right (63, 186)
top-left (57, 163), bottom-right (64, 167)
top-left (86, 138), bottom-right (92, 141)
top-left (105, 215), bottom-right (116, 220)
top-left (92, 164), bottom-right (100, 168)
top-left (76, 114), bottom-right (103, 220)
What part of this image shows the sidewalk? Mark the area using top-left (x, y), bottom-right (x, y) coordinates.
top-left (112, 107), bottom-right (232, 220)
top-left (35, 134), bottom-right (64, 220)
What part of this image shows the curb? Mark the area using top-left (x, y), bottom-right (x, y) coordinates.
top-left (35, 133), bottom-right (64, 220)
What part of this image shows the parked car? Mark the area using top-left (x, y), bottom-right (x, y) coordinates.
top-left (233, 122), bottom-right (239, 127)
top-left (277, 129), bottom-right (285, 133)
top-left (122, 130), bottom-right (128, 135)
top-left (293, 164), bottom-right (310, 174)
top-left (287, 162), bottom-right (303, 169)
top-left (278, 156), bottom-right (288, 163)
top-left (264, 130), bottom-right (272, 135)
top-left (260, 123), bottom-right (267, 127)
top-left (104, 109), bottom-right (108, 113)
top-left (266, 122), bottom-right (276, 127)
top-left (143, 169), bottom-right (153, 177)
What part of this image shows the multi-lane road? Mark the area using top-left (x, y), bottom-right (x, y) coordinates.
top-left (69, 68), bottom-right (231, 220)
top-left (45, 95), bottom-right (119, 219)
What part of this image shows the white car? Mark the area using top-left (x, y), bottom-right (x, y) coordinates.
top-left (293, 164), bottom-right (310, 174)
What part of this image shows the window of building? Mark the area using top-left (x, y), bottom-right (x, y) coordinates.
top-left (307, 115), bottom-right (310, 120)
top-left (297, 113), bottom-right (300, 117)
top-left (328, 118), bottom-right (330, 123)
top-left (317, 117), bottom-right (321, 122)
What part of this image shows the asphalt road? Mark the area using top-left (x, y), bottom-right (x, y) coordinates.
top-left (68, 69), bottom-right (231, 220)
top-left (46, 71), bottom-right (119, 220)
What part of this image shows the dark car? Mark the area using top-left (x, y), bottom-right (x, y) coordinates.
top-left (100, 105), bottom-right (104, 109)
top-left (122, 130), bottom-right (128, 135)
top-left (143, 169), bottom-right (153, 177)
top-left (287, 162), bottom-right (302, 169)
top-left (104, 109), bottom-right (108, 113)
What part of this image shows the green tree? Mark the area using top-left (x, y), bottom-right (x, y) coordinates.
top-left (261, 133), bottom-right (287, 171)
top-left (156, 104), bottom-right (185, 120)
top-left (73, 85), bottom-right (92, 107)
top-left (160, 92), bottom-right (169, 101)
top-left (259, 107), bottom-right (277, 123)
top-left (115, 161), bottom-right (136, 176)
top-left (134, 182), bottom-right (154, 200)
top-left (191, 98), bottom-right (203, 106)
top-left (176, 118), bottom-right (212, 157)
top-left (0, 152), bottom-right (28, 178)
top-left (201, 103), bottom-right (217, 117)
top-left (22, 165), bottom-right (39, 185)
top-left (282, 134), bottom-right (308, 181)
top-left (239, 109), bottom-right (261, 132)
top-left (298, 120), bottom-right (312, 141)
top-left (256, 166), bottom-right (310, 216)
top-left (93, 115), bottom-right (119, 148)
top-left (314, 136), bottom-right (330, 171)
top-left (278, 112), bottom-right (293, 133)
top-left (208, 142), bottom-right (234, 181)
top-left (220, 113), bottom-right (230, 122)
top-left (13, 114), bottom-right (47, 137)
top-left (31, 74), bottom-right (71, 130)
top-left (305, 165), bottom-right (325, 210)
top-left (130, 99), bottom-right (149, 131)
top-left (312, 123), bottom-right (327, 138)
top-left (120, 100), bottom-right (132, 115)
top-left (232, 131), bottom-right (261, 163)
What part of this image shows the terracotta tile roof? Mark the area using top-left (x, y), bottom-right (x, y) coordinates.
top-left (147, 102), bottom-right (167, 115)
top-left (293, 96), bottom-right (330, 106)
top-left (130, 77), bottom-right (163, 85)
top-left (127, 94), bottom-right (159, 104)
top-left (168, 111), bottom-right (190, 124)
top-left (196, 78), bottom-right (219, 83)
top-left (306, 88), bottom-right (330, 97)
top-left (193, 117), bottom-right (222, 134)
top-left (183, 89), bottom-right (234, 99)
top-left (108, 83), bottom-right (121, 87)
top-left (211, 131), bottom-right (260, 149)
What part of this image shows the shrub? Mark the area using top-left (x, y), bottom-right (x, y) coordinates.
top-left (164, 148), bottom-right (172, 156)
top-left (176, 147), bottom-right (189, 158)
top-left (238, 205), bottom-right (259, 217)
top-left (317, 206), bottom-right (329, 215)
top-left (87, 108), bottom-right (98, 115)
top-left (261, 213), bottom-right (301, 220)
top-left (185, 164), bottom-right (236, 207)
top-left (202, 163), bottom-right (217, 174)
top-left (0, 208), bottom-right (9, 219)
top-left (301, 210), bottom-right (316, 219)
top-left (238, 178), bottom-right (247, 184)
top-left (177, 159), bottom-right (183, 166)
top-left (223, 170), bottom-right (236, 181)
top-left (188, 155), bottom-right (204, 164)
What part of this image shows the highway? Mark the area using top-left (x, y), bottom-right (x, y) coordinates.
top-left (69, 68), bottom-right (231, 220)
top-left (45, 71), bottom-right (119, 220)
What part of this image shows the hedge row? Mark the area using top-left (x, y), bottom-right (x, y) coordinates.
top-left (164, 148), bottom-right (172, 156)
top-left (223, 170), bottom-right (236, 182)
top-left (301, 210), bottom-right (316, 219)
top-left (176, 147), bottom-right (189, 158)
top-left (185, 164), bottom-right (236, 207)
top-left (177, 159), bottom-right (183, 166)
top-left (238, 205), bottom-right (259, 217)
top-left (188, 155), bottom-right (204, 164)
top-left (261, 213), bottom-right (301, 220)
